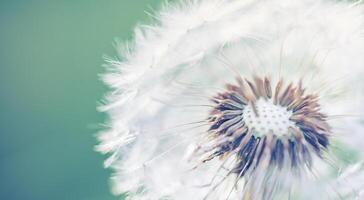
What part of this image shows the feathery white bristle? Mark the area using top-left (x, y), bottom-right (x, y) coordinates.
top-left (97, 0), bottom-right (364, 199)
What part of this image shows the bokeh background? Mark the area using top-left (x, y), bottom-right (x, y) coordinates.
top-left (0, 1), bottom-right (163, 199)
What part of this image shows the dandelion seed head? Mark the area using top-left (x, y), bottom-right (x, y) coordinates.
top-left (198, 75), bottom-right (330, 178)
top-left (97, 0), bottom-right (364, 199)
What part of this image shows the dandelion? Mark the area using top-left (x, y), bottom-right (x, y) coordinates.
top-left (97, 0), bottom-right (364, 199)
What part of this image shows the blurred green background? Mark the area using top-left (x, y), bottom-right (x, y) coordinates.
top-left (0, 1), bottom-right (162, 199)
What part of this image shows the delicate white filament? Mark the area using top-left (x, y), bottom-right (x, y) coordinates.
top-left (97, 0), bottom-right (364, 199)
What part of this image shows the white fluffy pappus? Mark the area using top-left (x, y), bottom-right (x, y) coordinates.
top-left (97, 0), bottom-right (364, 199)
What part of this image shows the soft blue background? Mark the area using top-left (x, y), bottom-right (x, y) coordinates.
top-left (0, 1), bottom-right (161, 199)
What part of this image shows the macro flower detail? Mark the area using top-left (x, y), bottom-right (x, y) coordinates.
top-left (97, 0), bottom-right (364, 199)
top-left (199, 75), bottom-right (330, 172)
top-left (191, 75), bottom-right (331, 199)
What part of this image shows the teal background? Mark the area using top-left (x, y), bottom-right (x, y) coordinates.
top-left (0, 1), bottom-right (161, 199)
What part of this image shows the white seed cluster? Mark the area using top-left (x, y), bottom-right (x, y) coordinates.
top-left (242, 98), bottom-right (294, 137)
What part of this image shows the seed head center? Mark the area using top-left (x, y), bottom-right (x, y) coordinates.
top-left (204, 75), bottom-right (330, 178)
top-left (242, 98), bottom-right (294, 137)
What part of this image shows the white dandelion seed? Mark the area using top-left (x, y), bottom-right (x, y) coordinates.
top-left (97, 0), bottom-right (364, 199)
